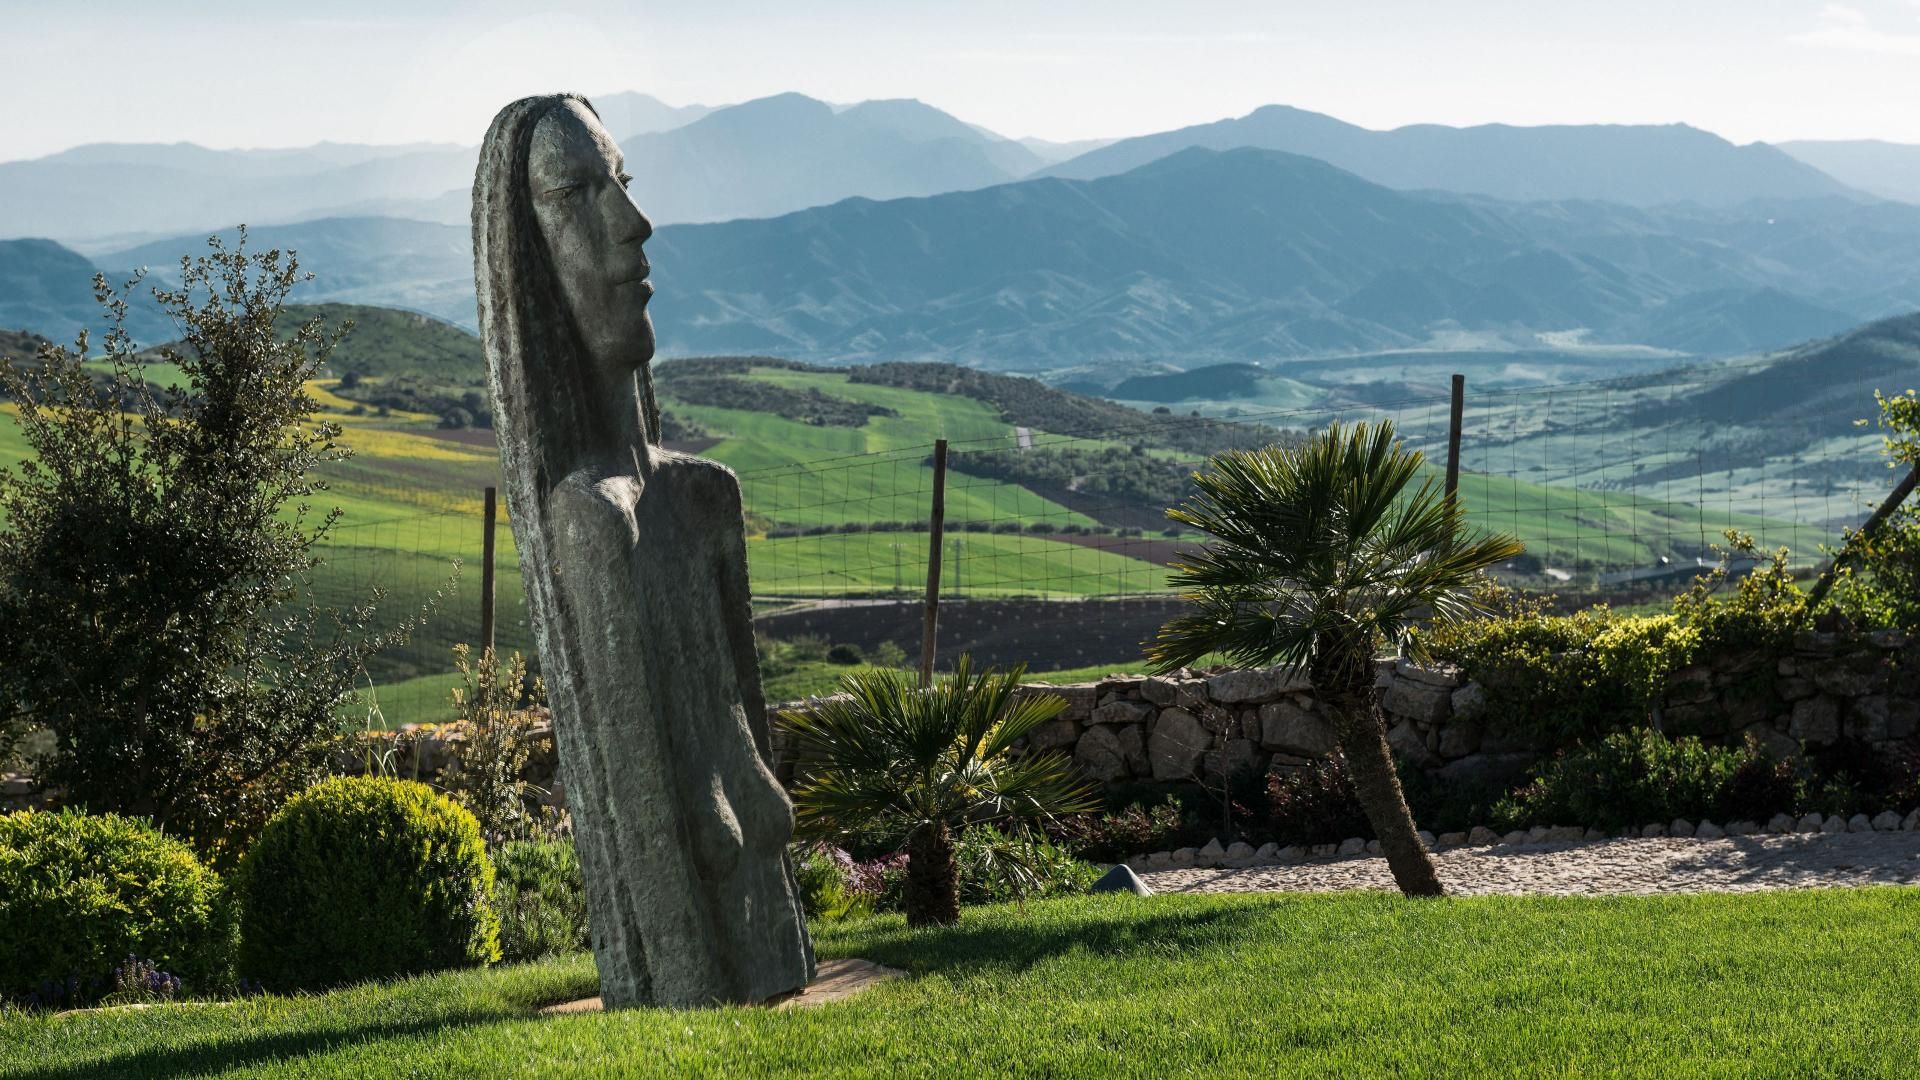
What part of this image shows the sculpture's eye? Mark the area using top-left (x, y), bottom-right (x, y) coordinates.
top-left (617, 172), bottom-right (634, 190)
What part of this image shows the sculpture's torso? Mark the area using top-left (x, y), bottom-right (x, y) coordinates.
top-left (542, 450), bottom-right (812, 1006)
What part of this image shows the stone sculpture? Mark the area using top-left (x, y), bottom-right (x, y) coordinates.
top-left (471, 94), bottom-right (813, 1008)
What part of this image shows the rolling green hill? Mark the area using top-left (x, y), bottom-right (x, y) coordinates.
top-left (0, 338), bottom-right (1846, 728)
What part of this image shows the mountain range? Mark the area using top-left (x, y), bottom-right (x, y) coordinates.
top-left (9, 145), bottom-right (1918, 368)
top-left (1040, 106), bottom-right (1860, 208)
top-left (8, 92), bottom-right (1918, 253)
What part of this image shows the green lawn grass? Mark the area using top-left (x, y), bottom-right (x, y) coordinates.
top-left (8, 890), bottom-right (1920, 1077)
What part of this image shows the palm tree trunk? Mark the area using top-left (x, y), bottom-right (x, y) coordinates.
top-left (905, 821), bottom-right (961, 927)
top-left (1324, 689), bottom-right (1446, 898)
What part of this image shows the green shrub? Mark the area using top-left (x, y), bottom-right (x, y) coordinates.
top-left (1051, 797), bottom-right (1194, 862)
top-left (0, 809), bottom-right (233, 1004)
top-left (1425, 544), bottom-right (1809, 747)
top-left (792, 842), bottom-right (877, 921)
top-left (1494, 729), bottom-right (1797, 830)
top-left (236, 777), bottom-right (500, 991)
top-left (1265, 756), bottom-right (1373, 845)
top-left (951, 826), bottom-right (1099, 906)
top-left (492, 837), bottom-right (588, 963)
top-left (1830, 390), bottom-right (1920, 633)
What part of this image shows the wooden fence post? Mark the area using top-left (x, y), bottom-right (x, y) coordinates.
top-left (480, 485), bottom-right (498, 655)
top-left (1445, 373), bottom-right (1465, 507)
top-left (919, 440), bottom-right (949, 688)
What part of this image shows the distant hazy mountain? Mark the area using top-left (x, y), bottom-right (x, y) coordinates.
top-left (1639, 309), bottom-right (1920, 439)
top-left (619, 93), bottom-right (1045, 223)
top-left (0, 237), bottom-right (170, 343)
top-left (0, 142), bottom-right (474, 246)
top-left (1778, 140), bottom-right (1920, 205)
top-left (1042, 105), bottom-right (1861, 208)
top-left (1015, 135), bottom-right (1119, 166)
top-left (643, 147), bottom-right (1910, 365)
top-left (23, 147), bottom-right (1915, 364)
top-left (590, 92), bottom-right (716, 141)
top-left (101, 218), bottom-right (475, 330)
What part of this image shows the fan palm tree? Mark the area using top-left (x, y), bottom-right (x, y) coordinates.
top-left (777, 656), bottom-right (1099, 927)
top-left (1149, 420), bottom-right (1523, 897)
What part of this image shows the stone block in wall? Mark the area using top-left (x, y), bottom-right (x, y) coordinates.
top-left (1140, 677), bottom-right (1179, 706)
top-left (1869, 629), bottom-right (1909, 649)
top-left (1776, 676), bottom-right (1816, 701)
top-left (1450, 683), bottom-right (1486, 721)
top-left (1206, 667), bottom-right (1308, 704)
top-left (1259, 700), bottom-right (1335, 757)
top-left (1891, 700), bottom-right (1920, 740)
top-left (1790, 695), bottom-right (1841, 745)
top-left (1149, 706), bottom-right (1211, 781)
top-left (1141, 677), bottom-right (1208, 709)
top-left (1386, 718), bottom-right (1434, 765)
top-left (1383, 678), bottom-right (1450, 723)
top-left (1117, 724), bottom-right (1148, 776)
top-left (1202, 738), bottom-right (1267, 783)
top-left (1029, 717), bottom-right (1081, 751)
top-left (1196, 704), bottom-right (1237, 735)
top-left (1437, 717), bottom-right (1483, 759)
top-left (1794, 631), bottom-right (1840, 654)
top-left (1074, 725), bottom-right (1132, 783)
top-left (1664, 665), bottom-right (1716, 706)
top-left (1846, 696), bottom-right (1890, 743)
top-left (1049, 685), bottom-right (1098, 722)
top-left (1807, 653), bottom-right (1887, 698)
top-left (1394, 659), bottom-right (1464, 688)
top-left (1740, 721), bottom-right (1800, 762)
top-left (1096, 675), bottom-right (1146, 700)
top-left (1090, 700), bottom-right (1152, 726)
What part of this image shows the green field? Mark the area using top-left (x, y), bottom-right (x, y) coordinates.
top-left (1, 356), bottom-right (1842, 729)
top-left (10, 889), bottom-right (1920, 1077)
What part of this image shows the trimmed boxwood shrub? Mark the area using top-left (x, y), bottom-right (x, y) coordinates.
top-left (236, 777), bottom-right (500, 990)
top-left (0, 808), bottom-right (233, 1003)
top-left (492, 837), bottom-right (588, 963)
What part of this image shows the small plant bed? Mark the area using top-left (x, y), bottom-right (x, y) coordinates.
top-left (9, 891), bottom-right (1920, 1076)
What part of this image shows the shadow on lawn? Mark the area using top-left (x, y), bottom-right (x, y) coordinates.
top-left (836, 894), bottom-right (1281, 978)
top-left (11, 1007), bottom-right (530, 1080)
top-left (20, 899), bottom-right (1279, 1078)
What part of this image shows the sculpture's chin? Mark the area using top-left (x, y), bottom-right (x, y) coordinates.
top-left (636, 310), bottom-right (656, 365)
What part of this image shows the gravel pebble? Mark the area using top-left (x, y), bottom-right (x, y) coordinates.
top-left (1138, 831), bottom-right (1920, 897)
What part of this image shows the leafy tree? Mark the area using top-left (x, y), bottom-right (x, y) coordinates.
top-left (1148, 421), bottom-right (1522, 897)
top-left (0, 235), bottom-right (432, 861)
top-left (777, 656), bottom-right (1098, 926)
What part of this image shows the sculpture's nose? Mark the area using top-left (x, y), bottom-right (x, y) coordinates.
top-left (621, 199), bottom-right (653, 247)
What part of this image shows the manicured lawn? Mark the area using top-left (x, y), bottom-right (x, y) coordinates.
top-left (8, 889), bottom-right (1919, 1076)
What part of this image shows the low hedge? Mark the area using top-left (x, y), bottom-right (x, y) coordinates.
top-left (0, 808), bottom-right (233, 1005)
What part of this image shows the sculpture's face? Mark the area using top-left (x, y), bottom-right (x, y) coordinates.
top-left (528, 100), bottom-right (655, 367)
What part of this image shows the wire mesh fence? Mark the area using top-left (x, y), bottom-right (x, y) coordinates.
top-left (321, 355), bottom-right (1905, 715)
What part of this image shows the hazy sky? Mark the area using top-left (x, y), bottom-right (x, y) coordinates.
top-left (6, 0), bottom-right (1920, 161)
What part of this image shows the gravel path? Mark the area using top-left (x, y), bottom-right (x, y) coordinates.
top-left (1138, 831), bottom-right (1920, 896)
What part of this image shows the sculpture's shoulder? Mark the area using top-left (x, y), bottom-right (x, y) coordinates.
top-left (653, 448), bottom-right (743, 506)
top-left (549, 469), bottom-right (642, 549)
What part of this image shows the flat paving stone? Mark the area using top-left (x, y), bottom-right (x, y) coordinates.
top-left (1137, 831), bottom-right (1920, 897)
top-left (538, 957), bottom-right (902, 1015)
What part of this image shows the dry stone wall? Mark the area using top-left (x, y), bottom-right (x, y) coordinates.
top-left (4, 628), bottom-right (1913, 813)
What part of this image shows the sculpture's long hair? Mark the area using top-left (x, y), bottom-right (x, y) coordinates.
top-left (473, 93), bottom-right (662, 575)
